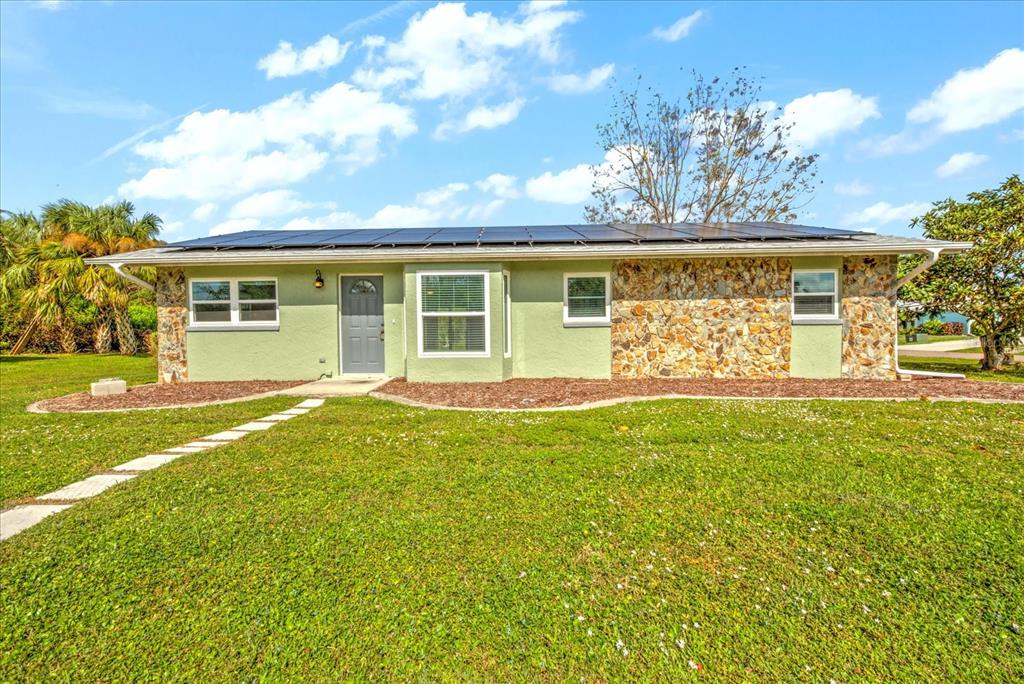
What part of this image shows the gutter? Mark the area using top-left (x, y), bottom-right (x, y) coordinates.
top-left (893, 247), bottom-right (965, 379)
top-left (108, 262), bottom-right (155, 292)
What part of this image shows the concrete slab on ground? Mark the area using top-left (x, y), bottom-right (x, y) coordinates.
top-left (112, 453), bottom-right (183, 472)
top-left (280, 407), bottom-right (310, 415)
top-left (1, 504), bottom-right (72, 541)
top-left (165, 446), bottom-right (208, 454)
top-left (204, 430), bottom-right (248, 441)
top-left (233, 421), bottom-right (275, 431)
top-left (282, 379), bottom-right (387, 397)
top-left (38, 473), bottom-right (136, 501)
top-left (185, 441), bottom-right (224, 448)
top-left (259, 414), bottom-right (295, 421)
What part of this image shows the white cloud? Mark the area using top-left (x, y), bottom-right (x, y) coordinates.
top-left (547, 63), bottom-right (614, 94)
top-left (281, 211), bottom-right (360, 231)
top-left (435, 98), bottom-right (526, 138)
top-left (781, 89), bottom-right (880, 147)
top-left (258, 36), bottom-right (351, 79)
top-left (525, 163), bottom-right (593, 204)
top-left (465, 198), bottom-right (505, 221)
top-left (476, 173), bottom-right (520, 198)
top-left (842, 201), bottom-right (931, 227)
top-left (353, 1), bottom-right (581, 100)
top-left (228, 189), bottom-right (324, 218)
top-left (119, 82), bottom-right (416, 201)
top-left (935, 151), bottom-right (988, 178)
top-left (521, 0), bottom-right (568, 14)
top-left (161, 220), bottom-right (184, 235)
top-left (652, 10), bottom-right (704, 42)
top-left (191, 203), bottom-right (218, 221)
top-left (415, 182), bottom-right (469, 207)
top-left (999, 128), bottom-right (1024, 143)
top-left (907, 48), bottom-right (1024, 133)
top-left (834, 180), bottom-right (873, 197)
top-left (32, 1), bottom-right (66, 11)
top-left (209, 218), bottom-right (261, 236)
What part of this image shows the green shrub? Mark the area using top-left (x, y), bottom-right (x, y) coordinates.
top-left (128, 302), bottom-right (157, 331)
top-left (920, 319), bottom-right (945, 336)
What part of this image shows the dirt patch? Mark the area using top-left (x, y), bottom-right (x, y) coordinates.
top-left (36, 380), bottom-right (304, 412)
top-left (377, 377), bottom-right (1024, 409)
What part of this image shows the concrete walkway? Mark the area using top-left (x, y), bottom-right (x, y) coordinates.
top-left (0, 398), bottom-right (326, 542)
top-left (279, 376), bottom-right (389, 397)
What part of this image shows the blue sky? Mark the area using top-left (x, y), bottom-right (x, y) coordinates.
top-left (1, 0), bottom-right (1021, 241)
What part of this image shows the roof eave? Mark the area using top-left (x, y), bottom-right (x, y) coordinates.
top-left (86, 240), bottom-right (973, 267)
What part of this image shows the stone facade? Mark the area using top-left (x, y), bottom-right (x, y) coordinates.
top-left (611, 258), bottom-right (792, 378)
top-left (841, 255), bottom-right (897, 379)
top-left (155, 267), bottom-right (188, 383)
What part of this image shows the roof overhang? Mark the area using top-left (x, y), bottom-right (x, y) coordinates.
top-left (86, 237), bottom-right (972, 267)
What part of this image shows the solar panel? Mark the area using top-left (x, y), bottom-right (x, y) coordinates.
top-left (168, 222), bottom-right (866, 250)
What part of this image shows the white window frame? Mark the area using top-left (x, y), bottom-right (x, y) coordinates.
top-left (188, 277), bottom-right (279, 329)
top-left (563, 272), bottom-right (611, 327)
top-left (791, 269), bottom-right (840, 321)
top-left (416, 270), bottom-right (491, 358)
top-left (502, 270), bottom-right (512, 358)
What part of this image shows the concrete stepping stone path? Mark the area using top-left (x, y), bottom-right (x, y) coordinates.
top-left (0, 398), bottom-right (323, 542)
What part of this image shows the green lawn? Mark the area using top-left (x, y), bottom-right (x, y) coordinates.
top-left (899, 355), bottom-right (1024, 383)
top-left (1, 358), bottom-right (1022, 681)
top-left (0, 355), bottom-right (295, 505)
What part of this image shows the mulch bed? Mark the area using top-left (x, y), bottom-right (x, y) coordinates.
top-left (377, 377), bottom-right (1024, 409)
top-left (36, 380), bottom-right (305, 412)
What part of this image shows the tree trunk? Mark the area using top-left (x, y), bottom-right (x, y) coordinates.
top-left (979, 335), bottom-right (1004, 371)
top-left (58, 325), bottom-right (77, 354)
top-left (10, 313), bottom-right (42, 355)
top-left (114, 309), bottom-right (137, 356)
top-left (93, 318), bottom-right (112, 354)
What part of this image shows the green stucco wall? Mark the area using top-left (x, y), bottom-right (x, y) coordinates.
top-left (790, 324), bottom-right (843, 378)
top-left (509, 260), bottom-right (612, 379)
top-left (403, 263), bottom-right (506, 383)
top-left (184, 264), bottom-right (404, 381)
top-left (789, 256), bottom-right (843, 378)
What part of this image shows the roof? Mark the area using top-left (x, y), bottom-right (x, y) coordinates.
top-left (87, 222), bottom-right (972, 266)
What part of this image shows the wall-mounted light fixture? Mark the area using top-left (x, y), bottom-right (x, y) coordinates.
top-left (314, 269), bottom-right (324, 289)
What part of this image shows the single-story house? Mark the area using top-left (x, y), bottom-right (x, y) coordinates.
top-left (90, 223), bottom-right (970, 384)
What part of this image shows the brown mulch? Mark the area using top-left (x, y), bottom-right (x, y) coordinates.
top-left (36, 380), bottom-right (305, 412)
top-left (377, 377), bottom-right (1024, 409)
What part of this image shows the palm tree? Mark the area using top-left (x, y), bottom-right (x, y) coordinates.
top-left (1, 200), bottom-right (161, 355)
top-left (0, 210), bottom-right (41, 269)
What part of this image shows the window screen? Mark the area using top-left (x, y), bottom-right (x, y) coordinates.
top-left (793, 271), bottom-right (837, 318)
top-left (565, 275), bottom-right (609, 322)
top-left (419, 273), bottom-right (488, 355)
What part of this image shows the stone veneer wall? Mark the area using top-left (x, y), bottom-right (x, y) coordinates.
top-left (611, 258), bottom-right (791, 378)
top-left (841, 255), bottom-right (897, 379)
top-left (155, 267), bottom-right (188, 383)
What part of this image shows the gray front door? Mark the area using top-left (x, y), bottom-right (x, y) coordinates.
top-left (341, 276), bottom-right (384, 374)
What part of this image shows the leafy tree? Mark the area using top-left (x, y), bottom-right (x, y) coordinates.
top-left (0, 210), bottom-right (41, 269)
top-left (585, 68), bottom-right (819, 224)
top-left (900, 175), bottom-right (1023, 370)
top-left (1, 200), bottom-right (160, 355)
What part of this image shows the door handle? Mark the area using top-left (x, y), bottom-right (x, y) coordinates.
top-left (379, 324), bottom-right (385, 341)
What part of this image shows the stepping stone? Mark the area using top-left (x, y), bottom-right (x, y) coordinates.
top-left (1, 504), bottom-right (72, 541)
top-left (165, 446), bottom-right (207, 454)
top-left (185, 441), bottom-right (224, 448)
top-left (281, 408), bottom-right (310, 415)
top-left (204, 430), bottom-right (248, 441)
top-left (233, 421), bottom-right (274, 431)
top-left (38, 473), bottom-right (136, 501)
top-left (297, 398), bottom-right (324, 408)
top-left (112, 453), bottom-right (183, 472)
top-left (259, 414), bottom-right (295, 422)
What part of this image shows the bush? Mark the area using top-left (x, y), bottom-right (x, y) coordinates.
top-left (941, 322), bottom-right (964, 336)
top-left (920, 319), bottom-right (945, 336)
top-left (128, 302), bottom-right (157, 331)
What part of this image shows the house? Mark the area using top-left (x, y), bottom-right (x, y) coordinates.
top-left (90, 223), bottom-right (970, 384)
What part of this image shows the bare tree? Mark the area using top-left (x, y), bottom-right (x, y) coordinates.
top-left (585, 68), bottom-right (819, 224)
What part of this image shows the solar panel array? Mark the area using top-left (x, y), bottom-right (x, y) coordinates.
top-left (170, 222), bottom-right (864, 250)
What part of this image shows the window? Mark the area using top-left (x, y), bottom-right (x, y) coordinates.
top-left (503, 271), bottom-right (511, 358)
top-left (189, 278), bottom-right (278, 328)
top-left (563, 273), bottom-right (611, 326)
top-left (417, 271), bottom-right (489, 357)
top-left (349, 279), bottom-right (377, 294)
top-left (792, 270), bottom-right (839, 320)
